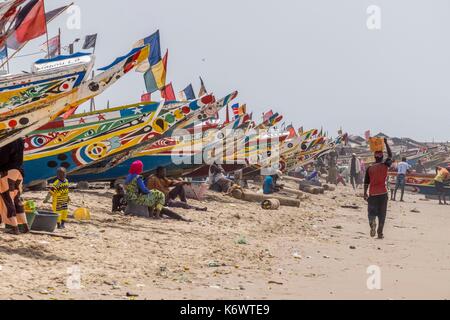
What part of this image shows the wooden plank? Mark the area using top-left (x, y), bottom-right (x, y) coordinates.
top-left (232, 189), bottom-right (301, 208)
top-left (30, 231), bottom-right (76, 239)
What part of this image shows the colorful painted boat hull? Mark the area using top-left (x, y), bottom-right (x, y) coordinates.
top-left (24, 94), bottom-right (217, 186)
top-left (0, 46), bottom-right (149, 147)
top-left (24, 101), bottom-right (162, 185)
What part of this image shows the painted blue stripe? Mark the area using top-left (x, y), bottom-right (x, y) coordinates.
top-left (34, 52), bottom-right (91, 64)
top-left (98, 47), bottom-right (144, 71)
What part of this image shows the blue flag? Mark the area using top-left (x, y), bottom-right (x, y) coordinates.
top-left (182, 84), bottom-right (196, 100)
top-left (143, 30), bottom-right (161, 66)
top-left (0, 46), bottom-right (7, 60)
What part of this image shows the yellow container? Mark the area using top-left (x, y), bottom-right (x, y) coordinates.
top-left (74, 208), bottom-right (91, 221)
top-left (369, 138), bottom-right (385, 153)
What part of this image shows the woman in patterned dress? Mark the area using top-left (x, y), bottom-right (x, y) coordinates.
top-left (124, 161), bottom-right (191, 222)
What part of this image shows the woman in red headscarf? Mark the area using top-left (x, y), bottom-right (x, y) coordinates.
top-left (125, 160), bottom-right (166, 218)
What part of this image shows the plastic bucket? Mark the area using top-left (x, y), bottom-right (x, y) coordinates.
top-left (31, 211), bottom-right (59, 233)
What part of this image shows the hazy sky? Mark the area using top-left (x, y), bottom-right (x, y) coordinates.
top-left (8, 0), bottom-right (450, 141)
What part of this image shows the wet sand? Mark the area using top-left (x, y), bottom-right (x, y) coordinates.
top-left (0, 184), bottom-right (449, 300)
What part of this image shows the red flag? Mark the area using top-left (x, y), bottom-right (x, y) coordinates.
top-left (7, 0), bottom-right (46, 50)
top-left (141, 93), bottom-right (151, 102)
top-left (161, 83), bottom-right (176, 101)
top-left (263, 110), bottom-right (274, 122)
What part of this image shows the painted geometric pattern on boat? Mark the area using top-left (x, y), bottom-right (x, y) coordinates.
top-left (24, 102), bottom-right (161, 154)
top-left (0, 72), bottom-right (87, 136)
top-left (23, 95), bottom-right (215, 185)
top-left (102, 91), bottom-right (239, 170)
top-left (0, 71), bottom-right (86, 112)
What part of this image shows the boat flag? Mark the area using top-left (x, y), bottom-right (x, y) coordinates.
top-left (231, 104), bottom-right (247, 119)
top-left (161, 83), bottom-right (176, 101)
top-left (134, 30), bottom-right (161, 73)
top-left (7, 0), bottom-right (46, 50)
top-left (141, 93), bottom-right (151, 102)
top-left (40, 34), bottom-right (60, 58)
top-left (286, 124), bottom-right (297, 139)
top-left (45, 3), bottom-right (73, 22)
top-left (82, 33), bottom-right (97, 50)
top-left (181, 84), bottom-right (196, 101)
top-left (198, 76), bottom-right (207, 97)
top-left (144, 49), bottom-right (168, 93)
top-left (0, 46), bottom-right (7, 59)
top-left (231, 103), bottom-right (240, 117)
top-left (263, 110), bottom-right (274, 123)
top-left (0, 0), bottom-right (25, 31)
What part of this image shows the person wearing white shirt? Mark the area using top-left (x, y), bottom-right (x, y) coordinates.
top-left (393, 157), bottom-right (411, 202)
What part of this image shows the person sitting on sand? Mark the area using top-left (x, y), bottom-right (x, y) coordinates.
top-left (125, 161), bottom-right (166, 219)
top-left (364, 138), bottom-right (393, 240)
top-left (434, 166), bottom-right (449, 206)
top-left (263, 170), bottom-right (284, 195)
top-left (125, 161), bottom-right (190, 222)
top-left (147, 166), bottom-right (207, 212)
top-left (44, 167), bottom-right (70, 229)
top-left (208, 163), bottom-right (233, 193)
top-left (0, 138), bottom-right (30, 235)
top-left (112, 184), bottom-right (127, 213)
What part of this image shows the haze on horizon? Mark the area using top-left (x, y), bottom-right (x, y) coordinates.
top-left (6, 0), bottom-right (450, 142)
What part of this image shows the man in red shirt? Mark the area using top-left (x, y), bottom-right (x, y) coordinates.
top-left (364, 138), bottom-right (393, 239)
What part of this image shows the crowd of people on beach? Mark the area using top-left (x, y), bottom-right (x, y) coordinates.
top-left (0, 135), bottom-right (449, 239)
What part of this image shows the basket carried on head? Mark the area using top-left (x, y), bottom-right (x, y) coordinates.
top-left (369, 137), bottom-right (385, 153)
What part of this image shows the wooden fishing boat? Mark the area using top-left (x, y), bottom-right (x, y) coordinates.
top-left (0, 53), bottom-right (94, 145)
top-left (66, 93), bottom-right (242, 183)
top-left (24, 93), bottom-right (216, 186)
top-left (405, 183), bottom-right (450, 197)
top-left (0, 45), bottom-right (150, 147)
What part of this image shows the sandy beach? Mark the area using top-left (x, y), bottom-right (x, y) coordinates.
top-left (0, 182), bottom-right (448, 301)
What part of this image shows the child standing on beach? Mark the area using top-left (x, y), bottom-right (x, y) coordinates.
top-left (45, 168), bottom-right (70, 229)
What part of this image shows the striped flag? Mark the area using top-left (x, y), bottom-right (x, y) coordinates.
top-left (40, 34), bottom-right (60, 58)
top-left (134, 30), bottom-right (161, 73)
top-left (144, 49), bottom-right (168, 93)
top-left (231, 103), bottom-right (240, 117)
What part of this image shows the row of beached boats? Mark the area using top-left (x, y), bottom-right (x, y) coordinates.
top-left (1, 0), bottom-right (348, 189)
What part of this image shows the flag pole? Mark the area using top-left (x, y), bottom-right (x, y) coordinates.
top-left (42, 0), bottom-right (51, 57)
top-left (5, 45), bottom-right (10, 74)
top-left (89, 37), bottom-right (97, 112)
top-left (58, 27), bottom-right (61, 56)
